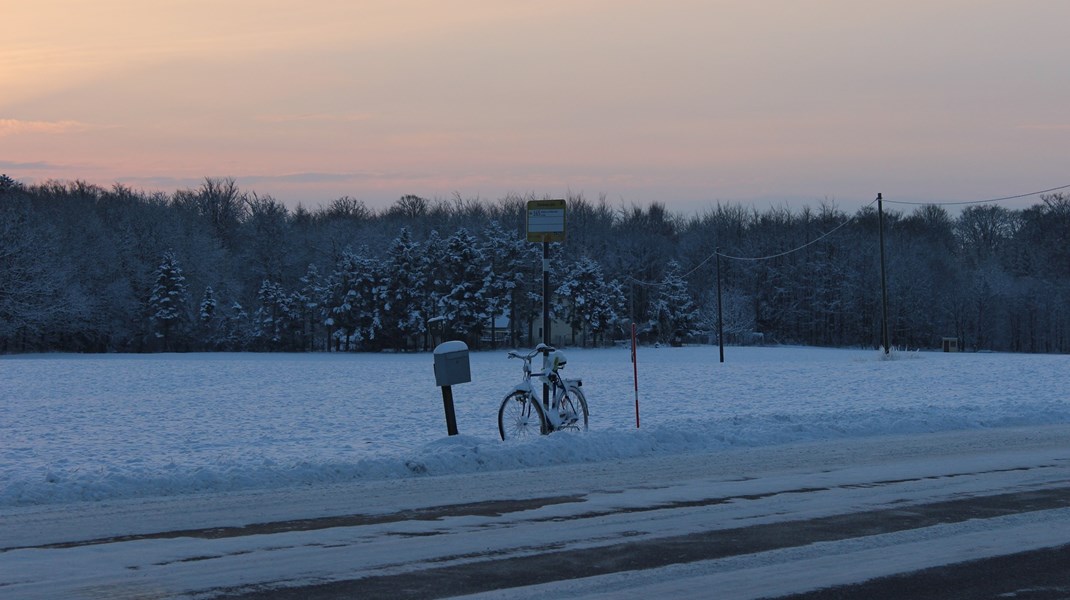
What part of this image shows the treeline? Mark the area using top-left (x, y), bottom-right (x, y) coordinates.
top-left (1, 174), bottom-right (1068, 354)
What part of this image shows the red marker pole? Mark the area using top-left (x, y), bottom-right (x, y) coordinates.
top-left (631, 322), bottom-right (640, 428)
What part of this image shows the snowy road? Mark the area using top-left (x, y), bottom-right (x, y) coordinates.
top-left (3, 425), bottom-right (1070, 599)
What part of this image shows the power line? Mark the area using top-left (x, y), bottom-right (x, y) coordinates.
top-left (716, 198), bottom-right (878, 262)
top-left (626, 181), bottom-right (1070, 284)
top-left (881, 183), bottom-right (1070, 206)
top-left (627, 199), bottom-right (877, 287)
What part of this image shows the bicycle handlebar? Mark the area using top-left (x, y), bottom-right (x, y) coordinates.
top-left (507, 345), bottom-right (556, 361)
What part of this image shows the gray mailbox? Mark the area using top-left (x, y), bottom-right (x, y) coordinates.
top-left (433, 340), bottom-right (470, 436)
top-left (434, 340), bottom-right (471, 387)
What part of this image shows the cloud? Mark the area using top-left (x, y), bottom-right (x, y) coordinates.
top-left (0, 160), bottom-right (66, 171)
top-left (242, 171), bottom-right (388, 184)
top-left (0, 119), bottom-right (93, 137)
top-left (253, 112), bottom-right (374, 124)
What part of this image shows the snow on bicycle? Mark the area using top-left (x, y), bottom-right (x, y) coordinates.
top-left (498, 344), bottom-right (589, 440)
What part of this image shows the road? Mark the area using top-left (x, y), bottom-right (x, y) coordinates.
top-left (2, 426), bottom-right (1070, 599)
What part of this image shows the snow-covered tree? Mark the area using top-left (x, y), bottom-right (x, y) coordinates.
top-left (196, 285), bottom-right (219, 349)
top-left (219, 301), bottom-right (251, 350)
top-left (480, 221), bottom-right (525, 348)
top-left (292, 264), bottom-right (325, 351)
top-left (324, 249), bottom-right (383, 351)
top-left (699, 285), bottom-right (756, 345)
top-left (148, 251), bottom-right (189, 350)
top-left (254, 279), bottom-right (296, 350)
top-left (649, 260), bottom-right (700, 345)
top-left (439, 228), bottom-right (488, 344)
top-left (417, 230), bottom-right (449, 349)
top-left (351, 254), bottom-right (386, 350)
top-left (555, 256), bottom-right (625, 347)
top-left (381, 228), bottom-right (425, 349)
top-left (199, 286), bottom-right (217, 323)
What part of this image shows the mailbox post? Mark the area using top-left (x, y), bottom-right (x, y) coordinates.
top-left (433, 341), bottom-right (471, 436)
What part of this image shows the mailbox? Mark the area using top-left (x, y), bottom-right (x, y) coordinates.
top-left (433, 341), bottom-right (471, 387)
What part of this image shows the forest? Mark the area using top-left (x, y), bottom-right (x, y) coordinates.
top-left (1, 174), bottom-right (1068, 354)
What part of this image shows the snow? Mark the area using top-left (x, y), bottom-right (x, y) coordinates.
top-left (2, 345), bottom-right (1069, 508)
top-left (3, 345), bottom-right (1070, 598)
top-left (434, 340), bottom-right (469, 354)
top-left (484, 509), bottom-right (1070, 600)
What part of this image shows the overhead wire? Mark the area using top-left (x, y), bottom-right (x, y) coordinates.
top-left (714, 198), bottom-right (878, 262)
top-left (624, 182), bottom-right (1070, 286)
top-left (879, 183), bottom-right (1070, 206)
top-left (625, 199), bottom-right (874, 287)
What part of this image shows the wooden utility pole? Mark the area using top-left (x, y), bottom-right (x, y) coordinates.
top-left (877, 193), bottom-right (890, 354)
top-left (716, 248), bottom-right (725, 363)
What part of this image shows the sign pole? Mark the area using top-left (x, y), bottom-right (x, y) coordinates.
top-left (632, 322), bottom-right (640, 428)
top-left (542, 237), bottom-right (551, 408)
top-left (526, 198), bottom-right (565, 411)
top-left (716, 248), bottom-right (725, 363)
top-left (543, 238), bottom-right (550, 348)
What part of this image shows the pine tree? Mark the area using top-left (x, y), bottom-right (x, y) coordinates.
top-left (439, 228), bottom-right (488, 345)
top-left (0, 174), bottom-right (20, 193)
top-left (351, 253), bottom-right (385, 350)
top-left (379, 228), bottom-right (425, 349)
top-left (650, 260), bottom-right (699, 345)
top-left (325, 252), bottom-right (359, 351)
top-left (254, 279), bottom-right (294, 350)
top-left (293, 264), bottom-right (324, 351)
top-left (418, 230), bottom-right (449, 349)
top-left (220, 301), bottom-right (250, 350)
top-left (197, 286), bottom-right (218, 349)
top-left (199, 286), bottom-right (217, 322)
top-left (480, 221), bottom-right (523, 348)
top-left (324, 249), bottom-right (383, 351)
top-left (556, 256), bottom-right (625, 347)
top-left (148, 250), bottom-right (189, 350)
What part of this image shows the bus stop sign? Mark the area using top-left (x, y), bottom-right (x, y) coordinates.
top-left (526, 199), bottom-right (566, 243)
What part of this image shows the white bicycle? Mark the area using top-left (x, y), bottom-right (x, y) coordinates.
top-left (498, 344), bottom-right (589, 440)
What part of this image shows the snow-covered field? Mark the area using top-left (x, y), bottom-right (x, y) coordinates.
top-left (3, 345), bottom-right (1068, 508)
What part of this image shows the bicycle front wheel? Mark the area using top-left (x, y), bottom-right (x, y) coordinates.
top-left (498, 391), bottom-right (547, 440)
top-left (558, 385), bottom-right (589, 432)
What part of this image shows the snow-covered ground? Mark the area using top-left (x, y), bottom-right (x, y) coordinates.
top-left (3, 345), bottom-right (1070, 599)
top-left (2, 345), bottom-right (1069, 507)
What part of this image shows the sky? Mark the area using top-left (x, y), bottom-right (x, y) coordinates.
top-left (3, 1), bottom-right (1070, 214)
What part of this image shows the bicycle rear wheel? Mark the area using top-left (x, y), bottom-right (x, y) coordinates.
top-left (498, 391), bottom-right (547, 440)
top-left (558, 385), bottom-right (589, 432)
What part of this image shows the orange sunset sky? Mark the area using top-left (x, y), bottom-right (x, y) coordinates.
top-left (3, 1), bottom-right (1069, 212)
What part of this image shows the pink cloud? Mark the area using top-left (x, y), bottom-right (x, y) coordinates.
top-left (0, 119), bottom-right (92, 137)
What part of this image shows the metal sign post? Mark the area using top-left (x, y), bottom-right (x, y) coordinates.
top-left (526, 200), bottom-right (567, 348)
top-left (632, 322), bottom-right (640, 428)
top-left (527, 199), bottom-right (566, 407)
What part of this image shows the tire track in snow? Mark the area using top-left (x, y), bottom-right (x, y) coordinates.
top-left (214, 486), bottom-right (1070, 599)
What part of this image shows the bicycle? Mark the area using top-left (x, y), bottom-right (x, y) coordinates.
top-left (498, 344), bottom-right (589, 440)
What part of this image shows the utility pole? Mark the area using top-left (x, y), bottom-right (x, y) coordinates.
top-left (716, 248), bottom-right (725, 363)
top-left (877, 193), bottom-right (890, 354)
